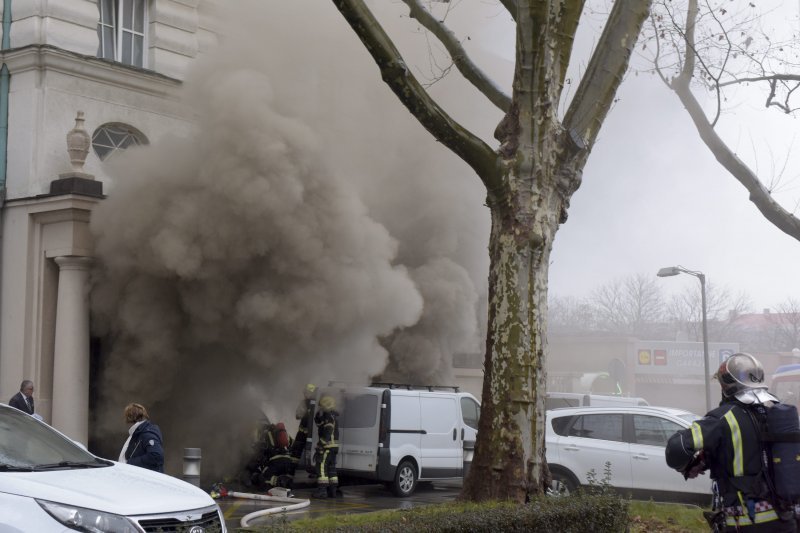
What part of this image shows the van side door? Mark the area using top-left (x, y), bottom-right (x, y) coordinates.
top-left (389, 393), bottom-right (422, 470)
top-left (419, 394), bottom-right (462, 478)
top-left (339, 391), bottom-right (382, 473)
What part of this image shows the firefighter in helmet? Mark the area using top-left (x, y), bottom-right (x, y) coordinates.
top-left (288, 383), bottom-right (316, 484)
top-left (313, 395), bottom-right (342, 498)
top-left (259, 422), bottom-right (293, 491)
top-left (665, 353), bottom-right (795, 532)
top-left (243, 420), bottom-right (292, 491)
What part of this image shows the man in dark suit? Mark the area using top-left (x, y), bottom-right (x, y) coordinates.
top-left (8, 380), bottom-right (34, 415)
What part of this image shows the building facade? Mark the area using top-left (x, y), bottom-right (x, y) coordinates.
top-left (0, 0), bottom-right (216, 444)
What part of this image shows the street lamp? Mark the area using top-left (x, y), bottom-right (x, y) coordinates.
top-left (657, 265), bottom-right (712, 413)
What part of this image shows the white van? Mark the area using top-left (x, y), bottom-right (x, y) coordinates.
top-left (545, 392), bottom-right (649, 411)
top-left (309, 383), bottom-right (480, 497)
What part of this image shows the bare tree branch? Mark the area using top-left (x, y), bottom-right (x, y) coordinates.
top-left (553, 0), bottom-right (586, 94)
top-left (651, 0), bottom-right (800, 241)
top-left (671, 81), bottom-right (800, 239)
top-left (719, 74), bottom-right (800, 87)
top-left (331, 0), bottom-right (502, 189)
top-left (498, 0), bottom-right (517, 22)
top-left (401, 0), bottom-right (512, 112)
top-left (563, 0), bottom-right (653, 148)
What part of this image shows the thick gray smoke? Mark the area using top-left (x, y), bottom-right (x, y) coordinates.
top-left (90, 1), bottom-right (492, 476)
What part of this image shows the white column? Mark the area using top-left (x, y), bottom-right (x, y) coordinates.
top-left (51, 256), bottom-right (92, 445)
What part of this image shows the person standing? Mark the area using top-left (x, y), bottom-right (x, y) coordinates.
top-left (313, 395), bottom-right (341, 498)
top-left (8, 380), bottom-right (35, 415)
top-left (666, 353), bottom-right (797, 532)
top-left (119, 403), bottom-right (164, 473)
top-left (288, 383), bottom-right (316, 484)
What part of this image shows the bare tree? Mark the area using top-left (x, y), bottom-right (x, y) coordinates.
top-left (548, 295), bottom-right (598, 334)
top-left (590, 273), bottom-right (666, 337)
top-left (771, 299), bottom-right (800, 351)
top-left (647, 1), bottom-right (800, 240)
top-left (329, 0), bottom-right (652, 501)
top-left (665, 281), bottom-right (751, 342)
top-left (745, 299), bottom-right (800, 352)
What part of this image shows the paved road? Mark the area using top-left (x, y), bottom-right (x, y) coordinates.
top-left (218, 480), bottom-right (463, 530)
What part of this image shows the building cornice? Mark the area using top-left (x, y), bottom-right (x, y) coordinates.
top-left (0, 45), bottom-right (183, 98)
top-left (5, 191), bottom-right (103, 214)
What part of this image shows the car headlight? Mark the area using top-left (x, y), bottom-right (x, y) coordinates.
top-left (36, 499), bottom-right (140, 533)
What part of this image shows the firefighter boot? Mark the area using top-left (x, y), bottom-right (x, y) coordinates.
top-left (327, 485), bottom-right (337, 498)
top-left (312, 486), bottom-right (329, 499)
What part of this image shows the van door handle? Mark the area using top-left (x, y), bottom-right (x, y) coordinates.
top-left (452, 428), bottom-right (457, 441)
top-left (461, 428), bottom-right (465, 440)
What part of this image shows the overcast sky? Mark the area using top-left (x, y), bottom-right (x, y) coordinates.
top-left (434, 1), bottom-right (800, 312)
top-left (548, 75), bottom-right (800, 311)
top-left (548, 5), bottom-right (800, 312)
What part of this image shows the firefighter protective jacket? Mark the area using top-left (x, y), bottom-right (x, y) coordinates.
top-left (666, 400), bottom-right (770, 507)
top-left (315, 410), bottom-right (339, 449)
top-left (295, 398), bottom-right (313, 436)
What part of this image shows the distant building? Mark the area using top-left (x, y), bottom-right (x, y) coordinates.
top-left (0, 1), bottom-right (217, 444)
top-left (455, 336), bottom-right (746, 414)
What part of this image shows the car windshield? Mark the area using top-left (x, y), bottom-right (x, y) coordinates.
top-left (0, 406), bottom-right (107, 470)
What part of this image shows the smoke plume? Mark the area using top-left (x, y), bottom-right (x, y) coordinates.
top-left (90, 1), bottom-right (492, 477)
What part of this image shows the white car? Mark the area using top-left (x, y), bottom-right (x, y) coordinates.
top-left (546, 405), bottom-right (711, 504)
top-left (0, 403), bottom-right (226, 532)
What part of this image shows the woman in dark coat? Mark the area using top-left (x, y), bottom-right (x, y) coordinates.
top-left (119, 403), bottom-right (164, 473)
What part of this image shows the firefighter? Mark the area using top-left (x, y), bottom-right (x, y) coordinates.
top-left (288, 383), bottom-right (316, 484)
top-left (242, 416), bottom-right (272, 488)
top-left (259, 422), bottom-right (293, 491)
top-left (312, 395), bottom-right (342, 498)
top-left (665, 353), bottom-right (797, 532)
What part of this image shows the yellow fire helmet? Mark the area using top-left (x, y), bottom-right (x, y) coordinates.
top-left (303, 383), bottom-right (317, 400)
top-left (318, 395), bottom-right (336, 412)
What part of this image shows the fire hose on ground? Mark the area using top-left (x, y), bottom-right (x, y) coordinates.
top-left (210, 484), bottom-right (311, 527)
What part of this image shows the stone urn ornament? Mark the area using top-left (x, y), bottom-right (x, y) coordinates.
top-left (52, 110), bottom-right (101, 194)
top-left (66, 111), bottom-right (91, 176)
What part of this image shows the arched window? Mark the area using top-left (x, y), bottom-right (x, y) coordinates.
top-left (97, 0), bottom-right (148, 68)
top-left (92, 123), bottom-right (148, 161)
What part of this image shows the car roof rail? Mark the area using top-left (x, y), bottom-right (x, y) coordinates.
top-left (370, 382), bottom-right (460, 392)
top-left (326, 380), bottom-right (366, 387)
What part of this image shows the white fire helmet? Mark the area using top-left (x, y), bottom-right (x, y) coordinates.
top-left (715, 352), bottom-right (767, 398)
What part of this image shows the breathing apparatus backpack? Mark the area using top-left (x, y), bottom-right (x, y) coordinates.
top-left (761, 402), bottom-right (800, 503)
top-left (273, 422), bottom-right (290, 450)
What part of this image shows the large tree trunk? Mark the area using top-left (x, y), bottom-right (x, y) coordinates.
top-left (461, 196), bottom-right (557, 501)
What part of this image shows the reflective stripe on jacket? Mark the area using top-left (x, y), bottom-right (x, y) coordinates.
top-left (671, 401), bottom-right (770, 507)
top-left (315, 410), bottom-right (339, 449)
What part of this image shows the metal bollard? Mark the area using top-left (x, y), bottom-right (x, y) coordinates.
top-left (183, 447), bottom-right (201, 487)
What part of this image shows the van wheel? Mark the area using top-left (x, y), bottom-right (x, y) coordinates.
top-left (392, 460), bottom-right (417, 497)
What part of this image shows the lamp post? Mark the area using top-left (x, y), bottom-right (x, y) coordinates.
top-left (657, 265), bottom-right (712, 413)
